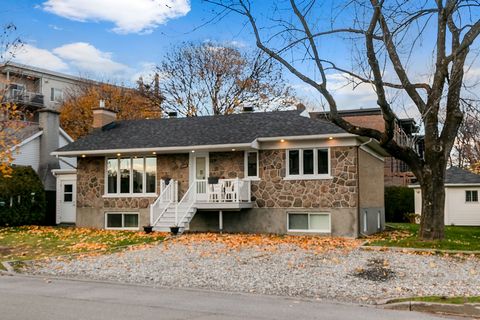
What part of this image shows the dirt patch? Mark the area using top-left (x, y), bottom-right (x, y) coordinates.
top-left (353, 258), bottom-right (395, 282)
top-left (0, 246), bottom-right (13, 256)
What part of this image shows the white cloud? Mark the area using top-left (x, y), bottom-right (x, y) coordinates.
top-left (53, 42), bottom-right (129, 76)
top-left (130, 62), bottom-right (157, 83)
top-left (10, 44), bottom-right (69, 71)
top-left (42, 0), bottom-right (191, 34)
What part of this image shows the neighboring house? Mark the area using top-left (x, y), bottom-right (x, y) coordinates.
top-left (0, 62), bottom-right (86, 113)
top-left (412, 167), bottom-right (480, 226)
top-left (52, 107), bottom-right (387, 237)
top-left (311, 108), bottom-right (422, 186)
top-left (7, 109), bottom-right (77, 224)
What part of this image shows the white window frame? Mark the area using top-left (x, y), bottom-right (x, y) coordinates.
top-left (465, 190), bottom-right (479, 203)
top-left (287, 212), bottom-right (331, 233)
top-left (105, 212), bottom-right (139, 230)
top-left (244, 151), bottom-right (260, 180)
top-left (104, 156), bottom-right (157, 197)
top-left (285, 148), bottom-right (331, 180)
top-left (50, 87), bottom-right (63, 102)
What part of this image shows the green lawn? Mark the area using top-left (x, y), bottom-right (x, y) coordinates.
top-left (389, 296), bottom-right (480, 304)
top-left (367, 223), bottom-right (480, 251)
top-left (0, 226), bottom-right (165, 263)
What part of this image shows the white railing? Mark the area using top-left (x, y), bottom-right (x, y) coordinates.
top-left (175, 182), bottom-right (197, 227)
top-left (150, 179), bottom-right (178, 225)
top-left (203, 178), bottom-right (251, 203)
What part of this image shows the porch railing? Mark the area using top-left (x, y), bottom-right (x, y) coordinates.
top-left (150, 179), bottom-right (178, 225)
top-left (196, 178), bottom-right (251, 203)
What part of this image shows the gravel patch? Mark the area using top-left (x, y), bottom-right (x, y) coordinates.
top-left (25, 238), bottom-right (480, 304)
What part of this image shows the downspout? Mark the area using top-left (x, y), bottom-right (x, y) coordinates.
top-left (357, 138), bottom-right (373, 238)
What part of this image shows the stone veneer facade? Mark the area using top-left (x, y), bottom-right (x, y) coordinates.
top-left (75, 146), bottom-right (380, 236)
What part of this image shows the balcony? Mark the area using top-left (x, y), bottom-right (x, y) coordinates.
top-left (4, 89), bottom-right (44, 108)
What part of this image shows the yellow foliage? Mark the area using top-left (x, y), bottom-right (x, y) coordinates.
top-left (0, 102), bottom-right (26, 177)
top-left (60, 84), bottom-right (161, 140)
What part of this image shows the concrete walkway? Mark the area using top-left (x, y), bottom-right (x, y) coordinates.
top-left (0, 274), bottom-right (454, 320)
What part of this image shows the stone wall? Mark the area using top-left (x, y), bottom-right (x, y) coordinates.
top-left (251, 147), bottom-right (358, 209)
top-left (157, 154), bottom-right (189, 197)
top-left (209, 151), bottom-right (245, 179)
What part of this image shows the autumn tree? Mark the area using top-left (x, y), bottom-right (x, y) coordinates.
top-left (208, 0), bottom-right (480, 240)
top-left (0, 23), bottom-right (24, 177)
top-left (449, 101), bottom-right (480, 169)
top-left (154, 42), bottom-right (297, 116)
top-left (60, 83), bottom-right (160, 139)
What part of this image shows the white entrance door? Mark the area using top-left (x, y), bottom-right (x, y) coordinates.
top-left (191, 153), bottom-right (209, 201)
top-left (60, 180), bottom-right (76, 223)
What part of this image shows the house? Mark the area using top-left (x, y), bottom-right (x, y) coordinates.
top-left (0, 62), bottom-right (86, 113)
top-left (412, 167), bottom-right (480, 226)
top-left (311, 108), bottom-right (422, 186)
top-left (51, 107), bottom-right (388, 237)
top-left (0, 62), bottom-right (94, 224)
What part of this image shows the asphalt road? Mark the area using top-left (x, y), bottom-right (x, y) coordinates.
top-left (0, 274), bottom-right (453, 320)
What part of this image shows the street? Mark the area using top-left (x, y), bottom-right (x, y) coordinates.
top-left (0, 274), bottom-right (452, 320)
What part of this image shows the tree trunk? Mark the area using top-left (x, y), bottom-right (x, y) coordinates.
top-left (419, 164), bottom-right (446, 240)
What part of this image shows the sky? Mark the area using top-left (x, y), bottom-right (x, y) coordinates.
top-left (1, 0), bottom-right (479, 118)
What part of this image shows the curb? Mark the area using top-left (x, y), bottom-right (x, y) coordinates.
top-left (1, 261), bottom-right (14, 274)
top-left (360, 245), bottom-right (480, 255)
top-left (381, 301), bottom-right (480, 318)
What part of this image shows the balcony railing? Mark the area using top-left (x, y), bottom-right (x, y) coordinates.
top-left (4, 90), bottom-right (44, 107)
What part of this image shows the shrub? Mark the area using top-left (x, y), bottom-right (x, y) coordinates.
top-left (0, 166), bottom-right (46, 226)
top-left (385, 186), bottom-right (414, 222)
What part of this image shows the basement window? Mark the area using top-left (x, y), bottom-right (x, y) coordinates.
top-left (105, 213), bottom-right (139, 230)
top-left (287, 212), bottom-right (331, 233)
top-left (466, 190), bottom-right (478, 203)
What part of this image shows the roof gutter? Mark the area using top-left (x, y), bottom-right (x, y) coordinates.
top-left (51, 142), bottom-right (257, 157)
top-left (256, 133), bottom-right (355, 142)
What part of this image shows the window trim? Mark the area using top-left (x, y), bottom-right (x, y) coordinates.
top-left (465, 190), bottom-right (479, 203)
top-left (244, 151), bottom-right (260, 180)
top-left (50, 87), bottom-right (63, 102)
top-left (104, 156), bottom-right (157, 197)
top-left (287, 212), bottom-right (331, 233)
top-left (105, 212), bottom-right (139, 230)
top-left (285, 148), bottom-right (331, 180)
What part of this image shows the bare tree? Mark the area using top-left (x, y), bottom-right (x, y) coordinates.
top-left (206, 0), bottom-right (480, 240)
top-left (449, 101), bottom-right (480, 168)
top-left (153, 42), bottom-right (297, 116)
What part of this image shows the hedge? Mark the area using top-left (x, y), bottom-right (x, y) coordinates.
top-left (384, 186), bottom-right (414, 222)
top-left (0, 166), bottom-right (46, 226)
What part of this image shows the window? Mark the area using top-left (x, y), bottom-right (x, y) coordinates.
top-left (105, 213), bottom-right (139, 230)
top-left (286, 148), bottom-right (330, 178)
top-left (50, 88), bottom-right (63, 102)
top-left (466, 190), bottom-right (478, 202)
top-left (106, 157), bottom-right (156, 195)
top-left (287, 213), bottom-right (330, 232)
top-left (245, 151), bottom-right (259, 178)
top-left (63, 184), bottom-right (73, 202)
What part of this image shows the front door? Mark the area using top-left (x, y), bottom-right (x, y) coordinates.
top-left (60, 180), bottom-right (76, 223)
top-left (191, 153), bottom-right (208, 201)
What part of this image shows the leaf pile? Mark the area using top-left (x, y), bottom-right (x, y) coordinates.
top-left (168, 232), bottom-right (362, 253)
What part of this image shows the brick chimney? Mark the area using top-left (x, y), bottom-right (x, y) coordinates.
top-left (92, 100), bottom-right (117, 128)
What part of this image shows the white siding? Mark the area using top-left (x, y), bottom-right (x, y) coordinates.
top-left (11, 136), bottom-right (40, 172)
top-left (445, 187), bottom-right (480, 226)
top-left (59, 133), bottom-right (76, 169)
top-left (413, 187), bottom-right (480, 226)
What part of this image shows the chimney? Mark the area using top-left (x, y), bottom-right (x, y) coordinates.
top-left (242, 106), bottom-right (254, 113)
top-left (92, 100), bottom-right (117, 128)
top-left (296, 103), bottom-right (306, 112)
top-left (168, 111), bottom-right (177, 118)
top-left (38, 108), bottom-right (60, 191)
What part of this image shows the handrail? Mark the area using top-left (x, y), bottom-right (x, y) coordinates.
top-left (150, 179), bottom-right (177, 226)
top-left (175, 181), bottom-right (196, 226)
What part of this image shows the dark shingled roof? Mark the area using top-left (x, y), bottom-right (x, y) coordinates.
top-left (57, 110), bottom-right (346, 152)
top-left (445, 167), bottom-right (480, 185)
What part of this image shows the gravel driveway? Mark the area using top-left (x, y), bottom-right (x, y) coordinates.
top-left (25, 234), bottom-right (480, 304)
